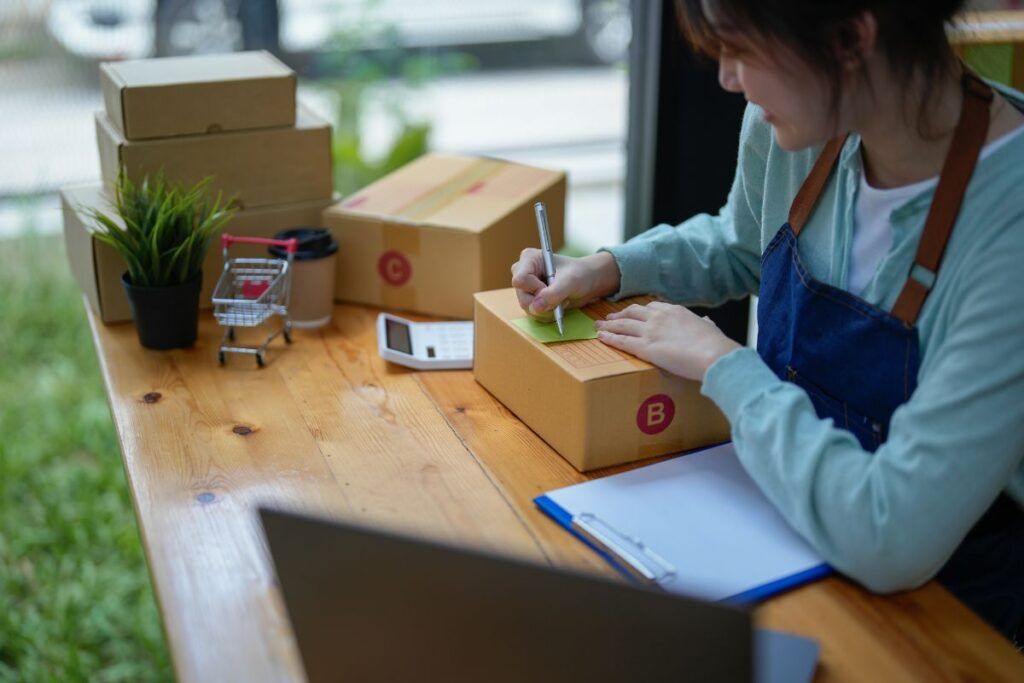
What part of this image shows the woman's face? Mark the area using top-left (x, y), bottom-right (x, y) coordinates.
top-left (715, 31), bottom-right (840, 151)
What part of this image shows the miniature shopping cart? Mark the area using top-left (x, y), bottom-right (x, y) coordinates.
top-left (212, 234), bottom-right (298, 367)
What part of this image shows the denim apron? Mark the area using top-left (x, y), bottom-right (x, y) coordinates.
top-left (756, 74), bottom-right (1024, 641)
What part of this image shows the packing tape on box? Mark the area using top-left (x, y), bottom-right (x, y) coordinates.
top-left (379, 223), bottom-right (421, 310)
top-left (396, 158), bottom-right (505, 221)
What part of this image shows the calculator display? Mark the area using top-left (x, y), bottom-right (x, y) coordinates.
top-left (385, 318), bottom-right (413, 354)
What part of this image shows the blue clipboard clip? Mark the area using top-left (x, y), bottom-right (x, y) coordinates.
top-left (571, 512), bottom-right (677, 587)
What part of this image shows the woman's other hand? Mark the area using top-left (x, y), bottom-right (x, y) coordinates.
top-left (510, 250), bottom-right (621, 321)
top-left (595, 302), bottom-right (741, 381)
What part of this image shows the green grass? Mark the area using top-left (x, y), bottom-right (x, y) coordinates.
top-left (0, 230), bottom-right (172, 682)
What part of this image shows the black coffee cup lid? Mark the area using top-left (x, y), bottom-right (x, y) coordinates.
top-left (269, 227), bottom-right (338, 260)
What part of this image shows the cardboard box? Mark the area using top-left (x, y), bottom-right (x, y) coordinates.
top-left (100, 51), bottom-right (296, 140)
top-left (95, 105), bottom-right (333, 211)
top-left (473, 289), bottom-right (730, 471)
top-left (322, 154), bottom-right (565, 319)
top-left (62, 182), bottom-right (338, 324)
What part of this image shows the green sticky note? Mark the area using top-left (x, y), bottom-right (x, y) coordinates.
top-left (512, 309), bottom-right (598, 343)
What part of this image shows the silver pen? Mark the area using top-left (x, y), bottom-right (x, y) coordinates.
top-left (533, 201), bottom-right (564, 337)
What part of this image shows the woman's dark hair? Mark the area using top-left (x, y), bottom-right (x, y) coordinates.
top-left (676, 0), bottom-right (968, 129)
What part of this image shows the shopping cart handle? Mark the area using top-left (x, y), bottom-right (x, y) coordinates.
top-left (221, 233), bottom-right (298, 254)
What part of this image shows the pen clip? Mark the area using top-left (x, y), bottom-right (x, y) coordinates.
top-left (572, 512), bottom-right (677, 587)
top-left (534, 202), bottom-right (553, 254)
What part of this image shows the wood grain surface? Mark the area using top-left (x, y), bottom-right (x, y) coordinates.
top-left (87, 302), bottom-right (1024, 682)
top-left (952, 11), bottom-right (1024, 44)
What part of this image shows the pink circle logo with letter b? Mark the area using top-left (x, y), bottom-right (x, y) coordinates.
top-left (378, 250), bottom-right (412, 286)
top-left (637, 394), bottom-right (675, 435)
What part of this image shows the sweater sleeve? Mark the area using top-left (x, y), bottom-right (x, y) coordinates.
top-left (700, 235), bottom-right (1024, 592)
top-left (601, 103), bottom-right (770, 306)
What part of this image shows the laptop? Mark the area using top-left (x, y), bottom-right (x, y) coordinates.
top-left (260, 507), bottom-right (818, 683)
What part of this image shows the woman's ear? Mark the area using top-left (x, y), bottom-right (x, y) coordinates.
top-left (838, 11), bottom-right (878, 70)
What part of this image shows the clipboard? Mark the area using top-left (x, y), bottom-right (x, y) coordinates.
top-left (535, 442), bottom-right (832, 603)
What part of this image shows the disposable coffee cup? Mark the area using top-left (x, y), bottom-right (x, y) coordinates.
top-left (269, 227), bottom-right (338, 329)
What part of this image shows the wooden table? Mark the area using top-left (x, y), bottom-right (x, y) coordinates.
top-left (87, 303), bottom-right (1024, 682)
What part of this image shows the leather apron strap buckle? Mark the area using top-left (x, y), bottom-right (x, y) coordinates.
top-left (891, 73), bottom-right (994, 326)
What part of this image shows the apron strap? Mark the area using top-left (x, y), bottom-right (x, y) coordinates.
top-left (789, 135), bottom-right (847, 236)
top-left (891, 73), bottom-right (993, 326)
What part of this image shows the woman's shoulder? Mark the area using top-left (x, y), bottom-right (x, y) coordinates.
top-left (970, 86), bottom-right (1024, 223)
top-left (945, 158), bottom-right (1024, 301)
top-left (989, 80), bottom-right (1024, 110)
top-left (976, 79), bottom-right (1024, 182)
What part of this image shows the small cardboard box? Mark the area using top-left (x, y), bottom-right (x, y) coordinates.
top-left (62, 182), bottom-right (338, 324)
top-left (95, 105), bottom-right (332, 211)
top-left (473, 289), bottom-right (730, 471)
top-left (100, 50), bottom-right (296, 140)
top-left (322, 154), bottom-right (565, 319)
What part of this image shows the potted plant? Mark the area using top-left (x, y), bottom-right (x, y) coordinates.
top-left (85, 172), bottom-right (235, 349)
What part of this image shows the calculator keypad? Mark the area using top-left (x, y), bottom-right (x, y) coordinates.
top-left (431, 327), bottom-right (472, 359)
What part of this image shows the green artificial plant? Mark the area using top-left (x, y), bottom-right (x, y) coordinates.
top-left (85, 172), bottom-right (235, 287)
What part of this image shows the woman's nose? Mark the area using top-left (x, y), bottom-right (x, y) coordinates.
top-left (718, 58), bottom-right (742, 93)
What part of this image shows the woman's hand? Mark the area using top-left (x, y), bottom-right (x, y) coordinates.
top-left (595, 302), bottom-right (742, 381)
top-left (510, 250), bottom-right (621, 321)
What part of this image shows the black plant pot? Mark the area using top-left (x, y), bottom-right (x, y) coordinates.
top-left (121, 272), bottom-right (202, 350)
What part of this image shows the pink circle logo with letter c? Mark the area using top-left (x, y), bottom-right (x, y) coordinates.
top-left (378, 250), bottom-right (412, 286)
top-left (637, 394), bottom-right (675, 435)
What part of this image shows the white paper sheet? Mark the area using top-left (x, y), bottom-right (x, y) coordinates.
top-left (544, 443), bottom-right (826, 602)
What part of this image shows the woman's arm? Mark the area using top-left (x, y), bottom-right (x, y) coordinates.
top-left (701, 239), bottom-right (1024, 592)
top-left (601, 103), bottom-right (770, 306)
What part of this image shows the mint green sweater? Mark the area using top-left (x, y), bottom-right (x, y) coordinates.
top-left (604, 87), bottom-right (1024, 593)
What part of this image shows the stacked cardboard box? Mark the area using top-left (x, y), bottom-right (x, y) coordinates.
top-left (63, 50), bottom-right (336, 323)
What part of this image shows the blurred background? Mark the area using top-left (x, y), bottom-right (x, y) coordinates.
top-left (1, 0), bottom-right (1021, 680)
top-left (0, 0), bottom-right (632, 249)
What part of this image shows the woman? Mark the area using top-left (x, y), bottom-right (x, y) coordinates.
top-left (511, 0), bottom-right (1024, 640)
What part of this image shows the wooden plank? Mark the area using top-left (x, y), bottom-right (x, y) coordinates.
top-left (88, 311), bottom-right (327, 682)
top-left (87, 304), bottom-right (543, 683)
top-left (270, 304), bottom-right (543, 558)
top-left (952, 11), bottom-right (1024, 45)
top-left (416, 369), bottom-right (1024, 682)
top-left (762, 579), bottom-right (1024, 682)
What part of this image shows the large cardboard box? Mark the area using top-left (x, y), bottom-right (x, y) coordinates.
top-left (473, 289), bottom-right (730, 471)
top-left (322, 154), bottom-right (565, 319)
top-left (62, 182), bottom-right (338, 324)
top-left (100, 51), bottom-right (296, 140)
top-left (95, 105), bottom-right (333, 211)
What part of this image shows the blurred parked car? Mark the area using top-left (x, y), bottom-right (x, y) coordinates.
top-left (46, 0), bottom-right (631, 64)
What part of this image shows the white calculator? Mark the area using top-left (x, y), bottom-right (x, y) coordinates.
top-left (376, 313), bottom-right (474, 370)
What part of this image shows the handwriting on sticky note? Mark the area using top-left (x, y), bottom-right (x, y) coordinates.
top-left (512, 309), bottom-right (598, 344)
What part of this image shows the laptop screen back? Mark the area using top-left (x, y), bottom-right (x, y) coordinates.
top-left (260, 507), bottom-right (752, 683)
